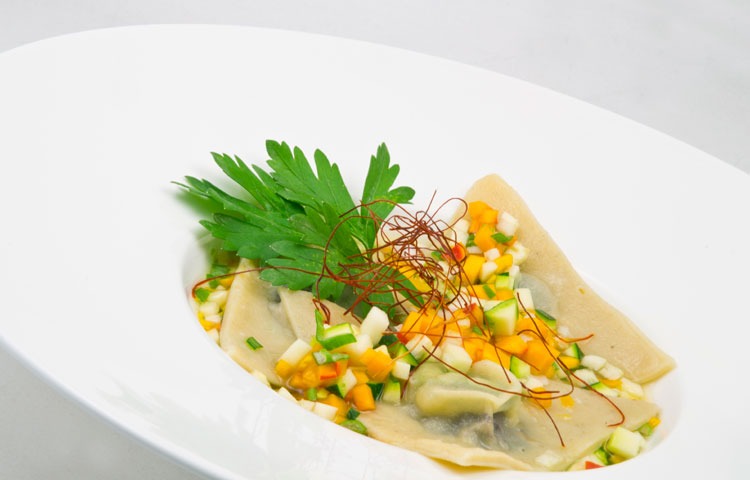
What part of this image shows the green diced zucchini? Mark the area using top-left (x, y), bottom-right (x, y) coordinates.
top-left (305, 388), bottom-right (317, 401)
top-left (589, 382), bottom-right (617, 397)
top-left (367, 382), bottom-right (385, 400)
top-left (484, 298), bottom-right (518, 336)
top-left (340, 419), bottom-right (368, 435)
top-left (509, 355), bottom-right (531, 379)
top-left (328, 368), bottom-right (358, 398)
top-left (605, 427), bottom-right (644, 459)
top-left (346, 408), bottom-right (360, 420)
top-left (494, 272), bottom-right (515, 290)
top-left (381, 379), bottom-right (402, 404)
top-left (563, 343), bottom-right (584, 360)
top-left (535, 309), bottom-right (557, 329)
top-left (315, 311), bottom-right (357, 350)
top-left (387, 341), bottom-right (419, 367)
top-left (377, 334), bottom-right (399, 347)
top-left (312, 350), bottom-right (349, 365)
top-left (594, 446), bottom-right (611, 465)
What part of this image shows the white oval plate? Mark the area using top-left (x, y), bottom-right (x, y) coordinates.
top-left (1, 25), bottom-right (748, 479)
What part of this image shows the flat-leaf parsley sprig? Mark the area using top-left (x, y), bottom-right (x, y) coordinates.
top-left (175, 140), bottom-right (415, 306)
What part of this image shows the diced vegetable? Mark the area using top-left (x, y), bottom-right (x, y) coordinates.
top-left (514, 288), bottom-right (534, 311)
top-left (480, 261), bottom-right (498, 282)
top-left (349, 383), bottom-right (376, 411)
top-left (360, 306), bottom-right (390, 345)
top-left (535, 309), bottom-right (557, 329)
top-left (572, 368), bottom-right (598, 386)
top-left (506, 242), bottom-right (529, 265)
top-left (245, 336), bottom-right (263, 350)
top-left (312, 401), bottom-right (339, 421)
top-left (620, 378), bottom-right (645, 399)
top-left (367, 382), bottom-right (385, 401)
top-left (598, 363), bottom-right (624, 380)
top-left (391, 359), bottom-right (412, 380)
top-left (340, 333), bottom-right (373, 358)
top-left (316, 314), bottom-right (357, 350)
top-left (278, 339), bottom-right (313, 367)
top-left (594, 446), bottom-right (611, 465)
top-left (405, 334), bottom-right (434, 361)
top-left (496, 212), bottom-right (519, 237)
top-left (509, 355), bottom-right (531, 379)
top-left (484, 298), bottom-right (518, 336)
top-left (360, 348), bottom-right (392, 382)
top-left (381, 378), bottom-right (402, 404)
top-left (463, 254), bottom-right (485, 284)
top-left (589, 382), bottom-right (618, 397)
top-left (495, 335), bottom-right (527, 355)
top-left (564, 343), bottom-right (584, 361)
top-left (329, 368), bottom-right (358, 398)
top-left (387, 341), bottom-right (419, 366)
top-left (605, 427), bottom-right (645, 459)
top-left (312, 350), bottom-right (349, 365)
top-left (340, 418), bottom-right (368, 435)
top-left (494, 272), bottom-right (515, 290)
top-left (439, 343), bottom-right (473, 373)
top-left (520, 339), bottom-right (558, 374)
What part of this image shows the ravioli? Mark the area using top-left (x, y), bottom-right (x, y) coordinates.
top-left (211, 174), bottom-right (673, 471)
top-left (463, 175), bottom-right (674, 383)
top-left (220, 258), bottom-right (358, 385)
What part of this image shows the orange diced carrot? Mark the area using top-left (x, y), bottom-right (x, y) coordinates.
top-left (463, 336), bottom-right (487, 362)
top-left (514, 316), bottom-right (535, 335)
top-left (360, 349), bottom-right (392, 382)
top-left (419, 308), bottom-right (443, 332)
top-left (529, 388), bottom-right (553, 408)
top-left (495, 335), bottom-right (528, 356)
top-left (560, 394), bottom-right (575, 408)
top-left (482, 342), bottom-right (511, 368)
top-left (350, 383), bottom-right (376, 411)
top-left (462, 254), bottom-right (485, 284)
top-left (473, 224), bottom-right (497, 252)
top-left (520, 340), bottom-right (558, 374)
top-left (400, 311), bottom-right (423, 340)
top-left (468, 303), bottom-right (484, 324)
top-left (515, 315), bottom-right (555, 342)
top-left (320, 393), bottom-right (348, 417)
top-left (478, 208), bottom-right (499, 225)
top-left (352, 368), bottom-right (369, 384)
top-left (318, 363), bottom-right (338, 381)
top-left (468, 218), bottom-right (482, 233)
top-left (468, 201), bottom-right (491, 219)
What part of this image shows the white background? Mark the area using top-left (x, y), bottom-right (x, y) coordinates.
top-left (0, 2), bottom-right (747, 479)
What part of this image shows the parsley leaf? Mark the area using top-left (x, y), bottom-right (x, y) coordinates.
top-left (176, 141), bottom-right (415, 306)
